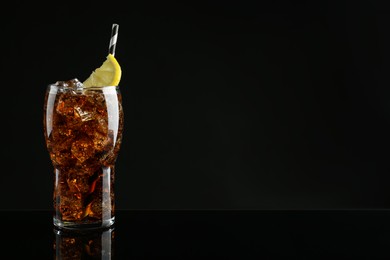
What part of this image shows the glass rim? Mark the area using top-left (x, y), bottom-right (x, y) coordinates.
top-left (47, 84), bottom-right (119, 89)
top-left (47, 84), bottom-right (120, 95)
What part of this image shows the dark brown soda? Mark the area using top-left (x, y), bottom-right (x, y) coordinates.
top-left (44, 79), bottom-right (123, 228)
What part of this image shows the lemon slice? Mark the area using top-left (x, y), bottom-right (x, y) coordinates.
top-left (83, 54), bottom-right (122, 87)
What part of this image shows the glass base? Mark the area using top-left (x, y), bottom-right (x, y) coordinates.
top-left (53, 217), bottom-right (115, 231)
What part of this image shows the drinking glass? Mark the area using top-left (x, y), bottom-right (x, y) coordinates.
top-left (43, 80), bottom-right (124, 230)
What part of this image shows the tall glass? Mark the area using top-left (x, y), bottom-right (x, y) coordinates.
top-left (43, 80), bottom-right (124, 230)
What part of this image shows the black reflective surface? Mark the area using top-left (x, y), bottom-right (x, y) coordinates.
top-left (2, 210), bottom-right (390, 257)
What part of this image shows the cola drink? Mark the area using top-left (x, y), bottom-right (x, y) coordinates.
top-left (44, 79), bottom-right (124, 229)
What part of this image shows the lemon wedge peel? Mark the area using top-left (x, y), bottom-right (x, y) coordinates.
top-left (83, 54), bottom-right (121, 88)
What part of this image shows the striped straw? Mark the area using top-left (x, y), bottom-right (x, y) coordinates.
top-left (109, 23), bottom-right (119, 56)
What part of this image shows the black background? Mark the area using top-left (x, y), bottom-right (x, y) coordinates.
top-left (2, 1), bottom-right (390, 210)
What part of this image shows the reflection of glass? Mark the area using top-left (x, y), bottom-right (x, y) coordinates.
top-left (54, 227), bottom-right (115, 259)
top-left (44, 80), bottom-right (124, 229)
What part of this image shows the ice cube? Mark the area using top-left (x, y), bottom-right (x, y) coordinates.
top-left (74, 106), bottom-right (93, 122)
top-left (54, 78), bottom-right (83, 93)
top-left (71, 137), bottom-right (95, 163)
top-left (59, 196), bottom-right (83, 221)
top-left (56, 97), bottom-right (75, 116)
top-left (66, 78), bottom-right (82, 89)
top-left (48, 133), bottom-right (77, 166)
top-left (66, 179), bottom-right (88, 200)
top-left (91, 131), bottom-right (113, 152)
top-left (69, 78), bottom-right (84, 94)
top-left (96, 118), bottom-right (109, 134)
